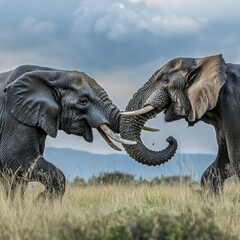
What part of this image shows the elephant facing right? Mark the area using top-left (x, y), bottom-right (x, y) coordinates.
top-left (120, 54), bottom-right (240, 193)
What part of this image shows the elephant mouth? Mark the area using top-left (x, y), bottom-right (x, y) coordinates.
top-left (82, 124), bottom-right (93, 142)
top-left (72, 119), bottom-right (136, 151)
top-left (69, 119), bottom-right (94, 142)
top-left (164, 100), bottom-right (189, 122)
top-left (164, 101), bottom-right (174, 121)
top-left (97, 124), bottom-right (137, 151)
top-left (164, 100), bottom-right (172, 114)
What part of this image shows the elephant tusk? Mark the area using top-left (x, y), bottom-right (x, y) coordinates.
top-left (141, 126), bottom-right (160, 132)
top-left (99, 124), bottom-right (137, 145)
top-left (97, 127), bottom-right (122, 151)
top-left (120, 105), bottom-right (154, 116)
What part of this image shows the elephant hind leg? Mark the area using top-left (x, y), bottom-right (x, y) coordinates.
top-left (28, 157), bottom-right (66, 201)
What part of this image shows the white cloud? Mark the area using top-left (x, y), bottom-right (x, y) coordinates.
top-left (73, 0), bottom-right (204, 40)
top-left (137, 14), bottom-right (203, 35)
top-left (94, 3), bottom-right (130, 39)
top-left (138, 0), bottom-right (240, 20)
top-left (20, 17), bottom-right (56, 35)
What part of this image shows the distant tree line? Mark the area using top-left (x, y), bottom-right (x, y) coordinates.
top-left (71, 171), bottom-right (193, 187)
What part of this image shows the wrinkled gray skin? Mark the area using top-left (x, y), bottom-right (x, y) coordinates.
top-left (121, 54), bottom-right (240, 193)
top-left (0, 65), bottom-right (121, 200)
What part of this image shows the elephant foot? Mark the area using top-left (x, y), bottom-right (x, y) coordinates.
top-left (200, 171), bottom-right (225, 194)
top-left (28, 156), bottom-right (66, 201)
top-left (200, 177), bottom-right (223, 194)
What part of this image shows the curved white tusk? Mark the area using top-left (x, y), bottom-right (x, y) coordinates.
top-left (141, 126), bottom-right (160, 132)
top-left (120, 105), bottom-right (154, 116)
top-left (97, 128), bottom-right (122, 151)
top-left (99, 124), bottom-right (137, 145)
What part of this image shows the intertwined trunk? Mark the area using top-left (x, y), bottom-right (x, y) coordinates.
top-left (120, 115), bottom-right (177, 166)
top-left (119, 81), bottom-right (177, 166)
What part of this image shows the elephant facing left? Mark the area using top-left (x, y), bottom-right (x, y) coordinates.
top-left (0, 65), bottom-right (135, 200)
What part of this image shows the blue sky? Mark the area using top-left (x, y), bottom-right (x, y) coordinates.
top-left (0, 0), bottom-right (239, 154)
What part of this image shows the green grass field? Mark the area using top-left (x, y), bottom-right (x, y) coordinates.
top-left (0, 180), bottom-right (239, 240)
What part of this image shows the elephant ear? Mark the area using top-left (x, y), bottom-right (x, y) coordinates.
top-left (186, 54), bottom-right (227, 122)
top-left (4, 73), bottom-right (60, 138)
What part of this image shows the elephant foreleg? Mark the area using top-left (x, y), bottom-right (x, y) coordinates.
top-left (27, 156), bottom-right (66, 201)
top-left (201, 162), bottom-right (227, 193)
top-left (224, 136), bottom-right (240, 180)
top-left (200, 147), bottom-right (230, 193)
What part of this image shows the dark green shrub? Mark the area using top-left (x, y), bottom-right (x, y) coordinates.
top-left (88, 171), bottom-right (135, 185)
top-left (54, 208), bottom-right (235, 240)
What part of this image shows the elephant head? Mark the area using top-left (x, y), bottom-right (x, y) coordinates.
top-left (4, 68), bottom-right (136, 151)
top-left (120, 54), bottom-right (227, 165)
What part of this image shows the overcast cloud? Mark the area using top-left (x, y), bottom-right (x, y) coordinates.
top-left (0, 0), bottom-right (239, 154)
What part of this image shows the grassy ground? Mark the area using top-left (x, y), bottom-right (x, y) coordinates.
top-left (0, 180), bottom-right (239, 239)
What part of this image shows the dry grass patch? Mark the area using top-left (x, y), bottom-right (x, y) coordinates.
top-left (0, 181), bottom-right (238, 239)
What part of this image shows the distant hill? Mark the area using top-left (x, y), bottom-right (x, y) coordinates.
top-left (44, 147), bottom-right (215, 182)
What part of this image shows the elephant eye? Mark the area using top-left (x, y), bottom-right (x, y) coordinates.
top-left (79, 98), bottom-right (89, 106)
top-left (162, 74), bottom-right (169, 84)
top-left (163, 79), bottom-right (169, 84)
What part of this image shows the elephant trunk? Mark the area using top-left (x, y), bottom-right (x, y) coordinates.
top-left (108, 104), bottom-right (121, 134)
top-left (96, 96), bottom-right (137, 151)
top-left (120, 115), bottom-right (177, 166)
top-left (119, 84), bottom-right (177, 166)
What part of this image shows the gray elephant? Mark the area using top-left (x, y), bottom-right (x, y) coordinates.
top-left (0, 65), bottom-right (135, 200)
top-left (120, 54), bottom-right (240, 193)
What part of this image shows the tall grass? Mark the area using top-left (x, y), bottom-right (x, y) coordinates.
top-left (0, 180), bottom-right (239, 239)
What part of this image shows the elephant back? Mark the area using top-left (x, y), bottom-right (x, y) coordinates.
top-left (3, 65), bottom-right (57, 87)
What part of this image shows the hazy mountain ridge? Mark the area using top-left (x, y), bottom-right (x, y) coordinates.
top-left (44, 147), bottom-right (215, 181)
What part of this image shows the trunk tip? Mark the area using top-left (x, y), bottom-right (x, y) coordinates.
top-left (166, 136), bottom-right (176, 143)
